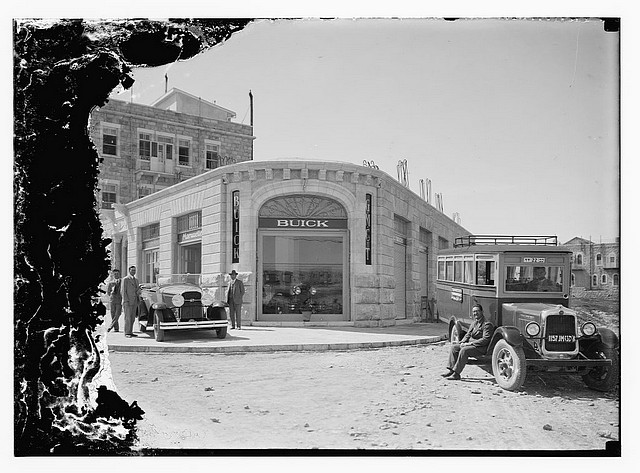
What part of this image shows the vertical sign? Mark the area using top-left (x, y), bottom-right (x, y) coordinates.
top-left (232, 190), bottom-right (240, 263)
top-left (365, 193), bottom-right (372, 265)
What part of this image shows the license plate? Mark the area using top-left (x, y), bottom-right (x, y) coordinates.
top-left (546, 334), bottom-right (576, 343)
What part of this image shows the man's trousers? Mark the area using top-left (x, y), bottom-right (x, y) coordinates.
top-left (123, 303), bottom-right (137, 335)
top-left (447, 343), bottom-right (486, 374)
top-left (228, 301), bottom-right (242, 329)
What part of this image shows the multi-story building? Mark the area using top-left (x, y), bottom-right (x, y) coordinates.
top-left (90, 88), bottom-right (255, 271)
top-left (564, 237), bottom-right (620, 295)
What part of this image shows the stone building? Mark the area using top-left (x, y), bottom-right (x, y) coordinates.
top-left (90, 88), bottom-right (255, 271)
top-left (108, 160), bottom-right (468, 327)
top-left (563, 237), bottom-right (620, 296)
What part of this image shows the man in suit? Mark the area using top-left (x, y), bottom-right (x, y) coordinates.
top-left (226, 270), bottom-right (245, 330)
top-left (121, 265), bottom-right (141, 338)
top-left (106, 269), bottom-right (122, 332)
top-left (442, 303), bottom-right (495, 380)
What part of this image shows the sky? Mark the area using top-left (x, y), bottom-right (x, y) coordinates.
top-left (111, 17), bottom-right (620, 244)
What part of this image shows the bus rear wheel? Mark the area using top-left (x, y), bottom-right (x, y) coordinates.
top-left (449, 324), bottom-right (461, 343)
top-left (582, 344), bottom-right (619, 392)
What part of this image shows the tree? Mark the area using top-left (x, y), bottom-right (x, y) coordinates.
top-left (13, 18), bottom-right (251, 454)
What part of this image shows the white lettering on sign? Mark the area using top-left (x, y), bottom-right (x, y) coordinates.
top-left (547, 334), bottom-right (575, 343)
top-left (450, 288), bottom-right (463, 302)
top-left (276, 219), bottom-right (330, 228)
top-left (524, 257), bottom-right (546, 263)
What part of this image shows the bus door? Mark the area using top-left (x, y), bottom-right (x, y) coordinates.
top-left (471, 254), bottom-right (498, 324)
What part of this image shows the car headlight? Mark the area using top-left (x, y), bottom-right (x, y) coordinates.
top-left (309, 287), bottom-right (317, 295)
top-left (581, 322), bottom-right (597, 337)
top-left (201, 294), bottom-right (214, 306)
top-left (525, 322), bottom-right (541, 337)
top-left (171, 294), bottom-right (185, 307)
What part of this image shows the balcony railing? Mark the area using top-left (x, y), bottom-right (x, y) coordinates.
top-left (135, 157), bottom-right (176, 178)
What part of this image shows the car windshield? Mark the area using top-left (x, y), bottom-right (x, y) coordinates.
top-left (505, 266), bottom-right (563, 292)
top-left (156, 274), bottom-right (202, 287)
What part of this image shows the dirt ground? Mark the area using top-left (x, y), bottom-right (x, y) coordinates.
top-left (108, 342), bottom-right (619, 452)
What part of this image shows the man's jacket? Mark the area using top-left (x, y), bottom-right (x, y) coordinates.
top-left (461, 318), bottom-right (495, 353)
top-left (226, 278), bottom-right (245, 304)
top-left (107, 278), bottom-right (122, 303)
top-left (121, 275), bottom-right (140, 306)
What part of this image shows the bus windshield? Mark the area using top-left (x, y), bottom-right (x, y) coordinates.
top-left (505, 266), bottom-right (563, 292)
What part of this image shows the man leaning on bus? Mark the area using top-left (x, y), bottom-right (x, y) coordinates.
top-left (441, 303), bottom-right (495, 380)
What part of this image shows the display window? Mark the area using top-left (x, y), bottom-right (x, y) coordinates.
top-left (259, 232), bottom-right (347, 321)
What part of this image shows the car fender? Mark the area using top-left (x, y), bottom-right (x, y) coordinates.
top-left (137, 301), bottom-right (149, 320)
top-left (448, 317), bottom-right (468, 339)
top-left (151, 302), bottom-right (168, 310)
top-left (596, 327), bottom-right (619, 349)
top-left (489, 326), bottom-right (525, 352)
top-left (212, 301), bottom-right (229, 308)
top-left (206, 305), bottom-right (227, 320)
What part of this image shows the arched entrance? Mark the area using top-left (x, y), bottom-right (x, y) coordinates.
top-left (257, 194), bottom-right (349, 322)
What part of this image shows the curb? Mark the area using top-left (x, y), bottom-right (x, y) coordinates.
top-left (107, 334), bottom-right (448, 354)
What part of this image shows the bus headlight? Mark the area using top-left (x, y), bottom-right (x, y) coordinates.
top-left (525, 322), bottom-right (541, 337)
top-left (581, 322), bottom-right (596, 337)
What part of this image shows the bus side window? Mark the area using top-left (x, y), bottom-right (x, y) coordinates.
top-left (486, 261), bottom-right (495, 285)
top-left (476, 261), bottom-right (495, 286)
top-left (476, 261), bottom-right (486, 285)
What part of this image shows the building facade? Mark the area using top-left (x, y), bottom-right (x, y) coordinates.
top-left (91, 88), bottom-right (255, 271)
top-left (564, 237), bottom-right (620, 295)
top-left (108, 160), bottom-right (468, 327)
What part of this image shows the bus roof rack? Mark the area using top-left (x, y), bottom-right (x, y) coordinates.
top-left (454, 235), bottom-right (558, 248)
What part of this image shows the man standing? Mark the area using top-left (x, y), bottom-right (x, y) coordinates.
top-left (226, 270), bottom-right (245, 330)
top-left (442, 303), bottom-right (495, 380)
top-left (121, 265), bottom-right (141, 338)
top-left (106, 269), bottom-right (122, 332)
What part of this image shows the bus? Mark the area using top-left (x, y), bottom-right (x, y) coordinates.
top-left (436, 235), bottom-right (618, 391)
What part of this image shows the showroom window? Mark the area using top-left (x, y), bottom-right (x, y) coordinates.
top-left (258, 195), bottom-right (348, 321)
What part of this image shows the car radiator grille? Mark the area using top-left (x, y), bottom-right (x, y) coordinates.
top-left (544, 313), bottom-right (576, 352)
top-left (180, 303), bottom-right (204, 320)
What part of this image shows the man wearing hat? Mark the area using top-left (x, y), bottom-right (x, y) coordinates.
top-left (226, 270), bottom-right (245, 329)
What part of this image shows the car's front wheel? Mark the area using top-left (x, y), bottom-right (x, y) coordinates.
top-left (582, 343), bottom-right (619, 392)
top-left (216, 327), bottom-right (227, 339)
top-left (492, 339), bottom-right (526, 391)
top-left (153, 312), bottom-right (165, 342)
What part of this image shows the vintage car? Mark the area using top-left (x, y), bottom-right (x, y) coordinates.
top-left (138, 274), bottom-right (228, 341)
top-left (437, 235), bottom-right (619, 392)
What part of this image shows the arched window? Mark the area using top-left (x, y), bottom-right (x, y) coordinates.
top-left (601, 274), bottom-right (607, 284)
top-left (596, 253), bottom-right (602, 265)
top-left (571, 273), bottom-right (575, 286)
top-left (592, 275), bottom-right (598, 286)
top-left (613, 274), bottom-right (619, 286)
top-left (576, 254), bottom-right (583, 265)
